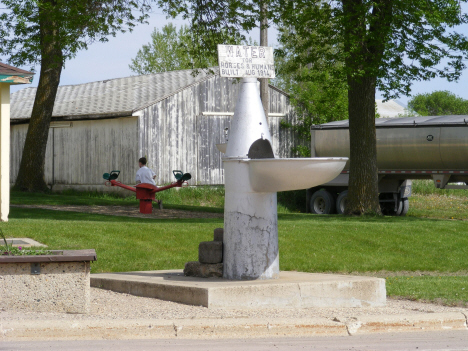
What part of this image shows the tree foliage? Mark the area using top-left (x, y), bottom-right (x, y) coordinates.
top-left (275, 26), bottom-right (348, 157)
top-left (0, 0), bottom-right (151, 69)
top-left (0, 0), bottom-right (152, 192)
top-left (408, 90), bottom-right (468, 116)
top-left (158, 0), bottom-right (468, 99)
top-left (273, 0), bottom-right (468, 214)
top-left (273, 1), bottom-right (468, 98)
top-left (129, 23), bottom-right (219, 75)
top-left (156, 0), bottom-right (260, 68)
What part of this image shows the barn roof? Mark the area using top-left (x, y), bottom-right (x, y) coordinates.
top-left (11, 68), bottom-right (290, 122)
top-left (10, 69), bottom-right (215, 121)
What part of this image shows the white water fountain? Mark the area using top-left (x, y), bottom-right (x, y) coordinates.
top-left (218, 45), bottom-right (347, 280)
top-left (92, 46), bottom-right (386, 309)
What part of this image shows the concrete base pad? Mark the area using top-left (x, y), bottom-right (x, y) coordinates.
top-left (91, 270), bottom-right (386, 309)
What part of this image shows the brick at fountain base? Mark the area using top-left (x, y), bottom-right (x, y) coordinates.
top-left (198, 241), bottom-right (223, 264)
top-left (184, 261), bottom-right (223, 278)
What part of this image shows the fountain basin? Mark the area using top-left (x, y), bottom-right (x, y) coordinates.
top-left (240, 157), bottom-right (347, 193)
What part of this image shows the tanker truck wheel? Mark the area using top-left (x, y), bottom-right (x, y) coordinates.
top-left (336, 190), bottom-right (348, 214)
top-left (310, 189), bottom-right (335, 214)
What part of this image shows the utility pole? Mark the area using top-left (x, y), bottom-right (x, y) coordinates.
top-left (260, 0), bottom-right (269, 121)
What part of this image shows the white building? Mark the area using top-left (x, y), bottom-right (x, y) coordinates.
top-left (10, 69), bottom-right (296, 191)
top-left (376, 99), bottom-right (407, 118)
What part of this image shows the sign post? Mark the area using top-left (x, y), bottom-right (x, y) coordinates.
top-left (217, 45), bottom-right (275, 79)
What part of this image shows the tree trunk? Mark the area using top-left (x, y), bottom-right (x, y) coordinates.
top-left (14, 1), bottom-right (63, 192)
top-left (259, 0), bottom-right (269, 120)
top-left (345, 75), bottom-right (381, 215)
top-left (342, 0), bottom-right (382, 215)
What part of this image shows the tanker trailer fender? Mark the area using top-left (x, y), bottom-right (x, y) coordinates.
top-left (399, 179), bottom-right (412, 199)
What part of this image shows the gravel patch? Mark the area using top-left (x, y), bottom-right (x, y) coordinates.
top-left (1, 288), bottom-right (467, 324)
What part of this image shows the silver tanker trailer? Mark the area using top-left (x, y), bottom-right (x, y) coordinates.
top-left (307, 115), bottom-right (468, 215)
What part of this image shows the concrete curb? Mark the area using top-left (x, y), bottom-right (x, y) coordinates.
top-left (1, 313), bottom-right (467, 341)
top-left (345, 312), bottom-right (468, 335)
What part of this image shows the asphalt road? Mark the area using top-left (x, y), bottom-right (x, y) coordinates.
top-left (2, 331), bottom-right (468, 351)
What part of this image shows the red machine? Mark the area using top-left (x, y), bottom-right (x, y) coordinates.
top-left (103, 170), bottom-right (191, 214)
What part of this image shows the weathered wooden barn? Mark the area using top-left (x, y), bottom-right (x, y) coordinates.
top-left (10, 69), bottom-right (296, 192)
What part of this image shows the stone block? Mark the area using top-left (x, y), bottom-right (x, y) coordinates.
top-left (199, 241), bottom-right (223, 264)
top-left (213, 228), bottom-right (224, 242)
top-left (183, 261), bottom-right (223, 278)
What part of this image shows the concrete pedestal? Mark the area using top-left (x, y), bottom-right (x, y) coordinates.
top-left (223, 160), bottom-right (279, 280)
top-left (222, 77), bottom-right (279, 280)
top-left (91, 270), bottom-right (386, 309)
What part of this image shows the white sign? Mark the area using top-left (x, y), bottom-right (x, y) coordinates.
top-left (217, 45), bottom-right (275, 78)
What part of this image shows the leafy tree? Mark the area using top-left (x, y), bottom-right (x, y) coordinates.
top-left (129, 23), bottom-right (218, 74)
top-left (275, 26), bottom-right (348, 157)
top-left (157, 0), bottom-right (256, 71)
top-left (408, 90), bottom-right (468, 116)
top-left (278, 1), bottom-right (468, 215)
top-left (158, 0), bottom-right (468, 215)
top-left (277, 67), bottom-right (349, 157)
top-left (129, 23), bottom-right (256, 75)
top-left (0, 0), bottom-right (151, 192)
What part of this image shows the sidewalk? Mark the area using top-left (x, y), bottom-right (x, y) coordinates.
top-left (1, 288), bottom-right (467, 340)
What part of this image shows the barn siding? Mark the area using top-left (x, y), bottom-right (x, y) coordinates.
top-left (139, 77), bottom-right (298, 185)
top-left (10, 125), bottom-right (53, 184)
top-left (10, 117), bottom-right (138, 189)
top-left (10, 77), bottom-right (297, 190)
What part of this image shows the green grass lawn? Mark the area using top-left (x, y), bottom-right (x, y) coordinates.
top-left (409, 180), bottom-right (468, 220)
top-left (10, 187), bottom-right (298, 214)
top-left (5, 186), bottom-right (468, 306)
top-left (408, 194), bottom-right (468, 220)
top-left (386, 276), bottom-right (468, 306)
top-left (6, 207), bottom-right (220, 272)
